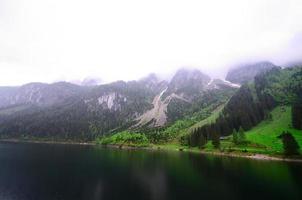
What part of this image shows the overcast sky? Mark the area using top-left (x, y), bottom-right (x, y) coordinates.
top-left (0, 0), bottom-right (302, 86)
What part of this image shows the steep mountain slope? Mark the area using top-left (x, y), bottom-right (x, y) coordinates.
top-left (226, 61), bottom-right (277, 84)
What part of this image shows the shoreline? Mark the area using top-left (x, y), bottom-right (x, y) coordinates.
top-left (1, 139), bottom-right (302, 163)
top-left (153, 144), bottom-right (302, 163)
top-left (0, 139), bottom-right (95, 146)
top-left (187, 149), bottom-right (302, 163)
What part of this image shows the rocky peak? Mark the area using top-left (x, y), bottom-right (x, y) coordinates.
top-left (164, 68), bottom-right (211, 99)
top-left (139, 73), bottom-right (168, 94)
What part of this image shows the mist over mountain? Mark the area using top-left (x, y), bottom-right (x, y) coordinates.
top-left (226, 61), bottom-right (278, 84)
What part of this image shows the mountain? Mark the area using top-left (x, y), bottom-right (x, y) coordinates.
top-left (226, 61), bottom-right (277, 84)
top-left (0, 69), bottom-right (237, 140)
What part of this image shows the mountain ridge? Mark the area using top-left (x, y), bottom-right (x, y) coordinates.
top-left (0, 68), bottom-right (237, 140)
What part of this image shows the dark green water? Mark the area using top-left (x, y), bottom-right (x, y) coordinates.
top-left (0, 142), bottom-right (301, 200)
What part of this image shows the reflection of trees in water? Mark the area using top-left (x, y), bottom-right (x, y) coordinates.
top-left (92, 147), bottom-right (302, 200)
top-left (287, 163), bottom-right (302, 199)
top-left (134, 168), bottom-right (167, 200)
top-left (187, 154), bottom-right (301, 200)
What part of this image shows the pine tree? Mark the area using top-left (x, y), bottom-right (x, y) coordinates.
top-left (238, 126), bottom-right (246, 144)
top-left (212, 131), bottom-right (220, 149)
top-left (232, 129), bottom-right (239, 145)
top-left (198, 134), bottom-right (207, 149)
top-left (189, 129), bottom-right (198, 147)
top-left (278, 131), bottom-right (300, 155)
top-left (292, 103), bottom-right (302, 130)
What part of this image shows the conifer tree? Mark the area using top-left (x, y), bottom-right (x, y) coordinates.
top-left (212, 131), bottom-right (220, 149)
top-left (238, 126), bottom-right (246, 144)
top-left (232, 129), bottom-right (239, 144)
top-left (292, 103), bottom-right (302, 130)
top-left (278, 131), bottom-right (300, 155)
top-left (198, 134), bottom-right (207, 149)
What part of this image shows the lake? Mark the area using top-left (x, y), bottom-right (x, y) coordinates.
top-left (0, 142), bottom-right (301, 200)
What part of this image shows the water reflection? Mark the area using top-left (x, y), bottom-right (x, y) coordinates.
top-left (0, 142), bottom-right (301, 200)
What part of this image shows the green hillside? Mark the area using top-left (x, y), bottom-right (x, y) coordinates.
top-left (200, 106), bottom-right (302, 155)
top-left (189, 104), bottom-right (223, 131)
top-left (246, 106), bottom-right (302, 153)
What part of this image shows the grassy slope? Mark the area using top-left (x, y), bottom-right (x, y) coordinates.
top-left (188, 104), bottom-right (223, 131)
top-left (201, 106), bottom-right (302, 155)
top-left (155, 105), bottom-right (225, 149)
top-left (168, 104), bottom-right (225, 144)
top-left (245, 106), bottom-right (302, 153)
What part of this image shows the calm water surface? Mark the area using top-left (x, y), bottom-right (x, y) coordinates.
top-left (0, 142), bottom-right (301, 200)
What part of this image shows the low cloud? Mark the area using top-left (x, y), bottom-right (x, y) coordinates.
top-left (0, 0), bottom-right (301, 86)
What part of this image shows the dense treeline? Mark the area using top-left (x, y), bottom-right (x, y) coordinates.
top-left (96, 131), bottom-right (149, 147)
top-left (292, 103), bottom-right (302, 130)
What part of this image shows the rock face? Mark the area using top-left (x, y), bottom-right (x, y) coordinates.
top-left (226, 61), bottom-right (277, 84)
top-left (135, 88), bottom-right (168, 127)
top-left (97, 92), bottom-right (125, 111)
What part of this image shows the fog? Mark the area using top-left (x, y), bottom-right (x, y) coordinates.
top-left (0, 0), bottom-right (302, 86)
